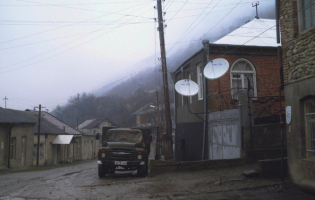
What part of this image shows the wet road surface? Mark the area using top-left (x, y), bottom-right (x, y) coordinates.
top-left (0, 160), bottom-right (315, 199)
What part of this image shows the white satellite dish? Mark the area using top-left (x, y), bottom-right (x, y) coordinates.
top-left (203, 58), bottom-right (229, 79)
top-left (175, 79), bottom-right (199, 96)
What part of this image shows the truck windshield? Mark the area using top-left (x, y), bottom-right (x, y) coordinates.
top-left (105, 129), bottom-right (143, 143)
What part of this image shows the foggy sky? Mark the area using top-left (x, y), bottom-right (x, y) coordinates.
top-left (0, 0), bottom-right (275, 111)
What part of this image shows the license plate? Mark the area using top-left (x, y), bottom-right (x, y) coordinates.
top-left (115, 161), bottom-right (127, 165)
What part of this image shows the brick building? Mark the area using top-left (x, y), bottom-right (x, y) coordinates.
top-left (173, 18), bottom-right (284, 161)
top-left (279, 0), bottom-right (315, 190)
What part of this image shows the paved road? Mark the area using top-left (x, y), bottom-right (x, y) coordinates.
top-left (0, 160), bottom-right (314, 199)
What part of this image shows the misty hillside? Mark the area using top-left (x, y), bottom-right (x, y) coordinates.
top-left (93, 14), bottom-right (268, 98)
top-left (51, 8), bottom-right (276, 128)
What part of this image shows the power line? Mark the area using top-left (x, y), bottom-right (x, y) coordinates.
top-left (0, 4), bottom-right (153, 73)
top-left (165, 0), bottom-right (244, 69)
top-left (1, 1), bottom-right (148, 6)
top-left (0, 2), bottom-right (151, 45)
top-left (16, 0), bottom-right (153, 19)
top-left (166, 0), bottom-right (218, 54)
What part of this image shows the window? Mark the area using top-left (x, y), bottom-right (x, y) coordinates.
top-left (298, 0), bottom-right (315, 32)
top-left (304, 97), bottom-right (315, 158)
top-left (230, 59), bottom-right (257, 99)
top-left (10, 137), bottom-right (16, 159)
top-left (197, 63), bottom-right (204, 100)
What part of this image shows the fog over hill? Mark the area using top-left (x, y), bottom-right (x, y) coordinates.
top-left (93, 9), bottom-right (276, 98)
top-left (52, 4), bottom-right (276, 128)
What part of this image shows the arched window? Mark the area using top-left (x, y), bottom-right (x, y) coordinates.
top-left (230, 58), bottom-right (257, 99)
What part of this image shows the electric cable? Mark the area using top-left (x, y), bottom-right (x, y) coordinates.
top-left (0, 1), bottom-right (150, 45)
top-left (0, 3), bottom-right (153, 72)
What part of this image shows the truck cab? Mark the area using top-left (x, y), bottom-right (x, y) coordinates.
top-left (96, 128), bottom-right (151, 177)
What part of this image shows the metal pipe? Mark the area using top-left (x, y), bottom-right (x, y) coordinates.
top-left (247, 78), bottom-right (254, 164)
top-left (202, 40), bottom-right (210, 160)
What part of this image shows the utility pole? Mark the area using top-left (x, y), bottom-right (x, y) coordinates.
top-left (252, 1), bottom-right (259, 19)
top-left (35, 104), bottom-right (45, 166)
top-left (3, 96), bottom-right (8, 108)
top-left (157, 0), bottom-right (173, 160)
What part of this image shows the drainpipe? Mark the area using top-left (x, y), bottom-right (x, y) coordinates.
top-left (170, 72), bottom-right (177, 160)
top-left (276, 0), bottom-right (285, 182)
top-left (202, 40), bottom-right (210, 160)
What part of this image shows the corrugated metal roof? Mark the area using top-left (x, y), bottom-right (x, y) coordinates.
top-left (213, 18), bottom-right (280, 47)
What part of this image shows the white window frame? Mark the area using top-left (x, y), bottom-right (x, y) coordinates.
top-left (298, 0), bottom-right (315, 32)
top-left (304, 97), bottom-right (315, 158)
top-left (230, 58), bottom-right (257, 99)
top-left (197, 63), bottom-right (204, 100)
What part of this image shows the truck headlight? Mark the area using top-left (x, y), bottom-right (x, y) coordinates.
top-left (138, 155), bottom-right (142, 159)
top-left (102, 153), bottom-right (106, 158)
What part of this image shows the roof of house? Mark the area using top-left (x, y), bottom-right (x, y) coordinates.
top-left (131, 103), bottom-right (175, 115)
top-left (0, 108), bottom-right (67, 135)
top-left (80, 118), bottom-right (118, 129)
top-left (0, 107), bottom-right (36, 124)
top-left (78, 119), bottom-right (95, 129)
top-left (213, 18), bottom-right (280, 47)
top-left (131, 104), bottom-right (157, 115)
top-left (26, 110), bottom-right (81, 135)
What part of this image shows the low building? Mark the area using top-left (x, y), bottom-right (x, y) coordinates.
top-left (0, 108), bottom-right (36, 168)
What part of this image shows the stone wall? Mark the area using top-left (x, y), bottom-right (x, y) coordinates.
top-left (280, 0), bottom-right (315, 186)
top-left (280, 0), bottom-right (315, 83)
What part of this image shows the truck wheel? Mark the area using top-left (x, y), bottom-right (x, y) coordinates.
top-left (98, 164), bottom-right (107, 178)
top-left (137, 164), bottom-right (147, 177)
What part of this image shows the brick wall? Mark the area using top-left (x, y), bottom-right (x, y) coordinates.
top-left (206, 52), bottom-right (281, 112)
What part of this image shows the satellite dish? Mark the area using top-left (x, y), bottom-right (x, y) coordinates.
top-left (175, 79), bottom-right (199, 96)
top-left (203, 58), bottom-right (229, 79)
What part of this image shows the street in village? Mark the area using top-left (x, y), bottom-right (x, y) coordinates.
top-left (0, 160), bottom-right (314, 200)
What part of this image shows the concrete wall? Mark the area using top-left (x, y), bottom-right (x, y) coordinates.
top-left (81, 135), bottom-right (96, 160)
top-left (33, 135), bottom-right (46, 166)
top-left (284, 77), bottom-right (315, 183)
top-left (0, 127), bottom-right (8, 167)
top-left (280, 0), bottom-right (315, 184)
top-left (10, 125), bottom-right (34, 168)
top-left (0, 124), bottom-right (35, 168)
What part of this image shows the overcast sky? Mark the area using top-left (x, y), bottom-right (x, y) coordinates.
top-left (0, 0), bottom-right (275, 111)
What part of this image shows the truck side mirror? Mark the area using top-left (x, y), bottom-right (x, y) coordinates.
top-left (95, 133), bottom-right (100, 140)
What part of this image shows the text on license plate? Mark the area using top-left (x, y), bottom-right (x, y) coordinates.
top-left (115, 161), bottom-right (127, 165)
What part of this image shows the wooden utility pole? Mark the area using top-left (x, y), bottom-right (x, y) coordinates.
top-left (157, 0), bottom-right (173, 159)
top-left (35, 104), bottom-right (45, 166)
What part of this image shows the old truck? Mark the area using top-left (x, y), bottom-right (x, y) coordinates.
top-left (96, 127), bottom-right (151, 177)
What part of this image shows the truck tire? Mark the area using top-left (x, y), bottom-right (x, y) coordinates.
top-left (98, 164), bottom-right (107, 178)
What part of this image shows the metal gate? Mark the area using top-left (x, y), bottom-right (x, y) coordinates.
top-left (208, 108), bottom-right (241, 159)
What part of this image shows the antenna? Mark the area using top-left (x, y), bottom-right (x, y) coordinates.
top-left (175, 79), bottom-right (199, 96)
top-left (252, 1), bottom-right (259, 19)
top-left (203, 58), bottom-right (229, 80)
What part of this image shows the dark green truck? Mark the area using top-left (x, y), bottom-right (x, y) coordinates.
top-left (96, 128), bottom-right (151, 177)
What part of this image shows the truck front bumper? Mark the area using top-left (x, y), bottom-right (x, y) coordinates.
top-left (97, 160), bottom-right (145, 166)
